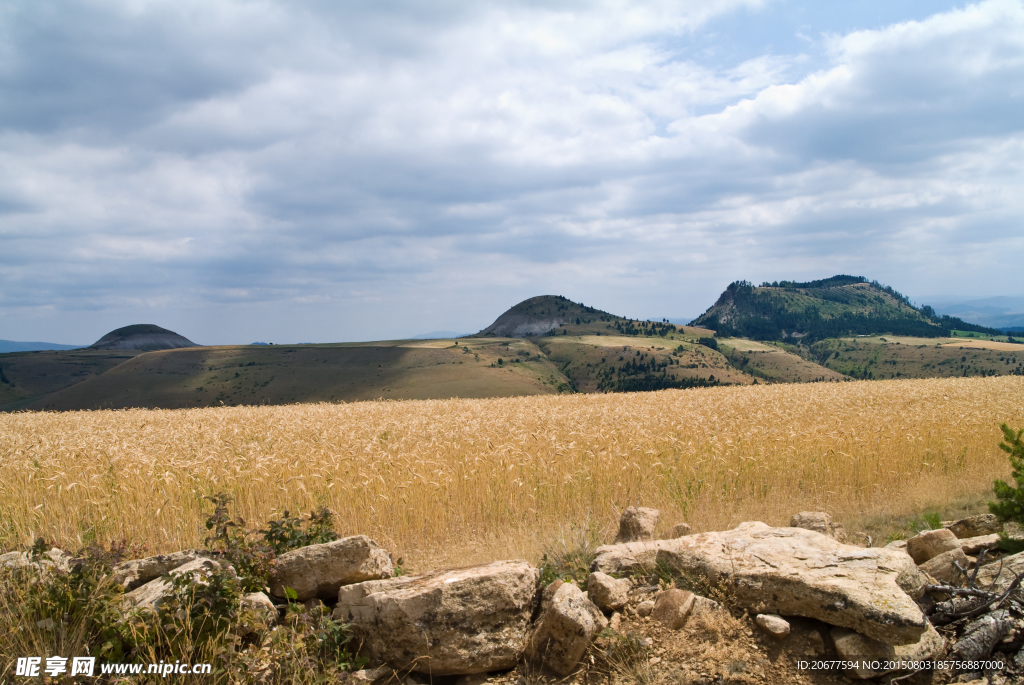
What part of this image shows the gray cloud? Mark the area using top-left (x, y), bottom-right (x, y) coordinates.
top-left (1, 0), bottom-right (1022, 344)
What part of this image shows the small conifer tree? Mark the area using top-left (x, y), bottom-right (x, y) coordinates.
top-left (989, 423), bottom-right (1024, 522)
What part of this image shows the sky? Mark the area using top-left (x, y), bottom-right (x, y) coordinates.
top-left (1, 0), bottom-right (1023, 345)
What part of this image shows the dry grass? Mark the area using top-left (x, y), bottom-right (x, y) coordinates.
top-left (2, 376), bottom-right (1023, 572)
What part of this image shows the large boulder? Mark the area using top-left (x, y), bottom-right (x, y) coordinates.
top-left (122, 558), bottom-right (230, 612)
top-left (593, 521), bottom-right (929, 645)
top-left (590, 539), bottom-right (677, 576)
top-left (790, 512), bottom-right (847, 542)
top-left (113, 550), bottom-right (206, 590)
top-left (527, 582), bottom-right (607, 676)
top-left (333, 560), bottom-right (540, 675)
top-left (270, 535), bottom-right (392, 601)
top-left (832, 624), bottom-right (945, 679)
top-left (614, 507), bottom-right (659, 543)
top-left (906, 529), bottom-right (959, 565)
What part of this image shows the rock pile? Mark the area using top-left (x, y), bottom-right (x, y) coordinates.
top-left (36, 508), bottom-right (1024, 681)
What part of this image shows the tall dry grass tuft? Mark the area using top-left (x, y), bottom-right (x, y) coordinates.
top-left (2, 376), bottom-right (1023, 571)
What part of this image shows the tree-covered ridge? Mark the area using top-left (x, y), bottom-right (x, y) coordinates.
top-left (693, 277), bottom-right (1002, 342)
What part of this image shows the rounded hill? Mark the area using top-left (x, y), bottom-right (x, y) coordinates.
top-left (474, 296), bottom-right (620, 338)
top-left (89, 324), bottom-right (198, 351)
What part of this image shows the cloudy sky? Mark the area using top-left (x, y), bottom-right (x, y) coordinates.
top-left (2, 0), bottom-right (1022, 345)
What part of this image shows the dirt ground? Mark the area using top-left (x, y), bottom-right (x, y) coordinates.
top-left (466, 600), bottom-right (1019, 685)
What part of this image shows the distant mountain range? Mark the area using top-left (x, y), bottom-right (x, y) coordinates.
top-left (410, 330), bottom-right (471, 339)
top-left (929, 296), bottom-right (1024, 331)
top-left (3, 280), bottom-right (1023, 412)
top-left (0, 340), bottom-right (84, 353)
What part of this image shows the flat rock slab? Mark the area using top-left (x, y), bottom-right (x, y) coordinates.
top-left (270, 535), bottom-right (392, 601)
top-left (959, 534), bottom-right (1001, 555)
top-left (593, 521), bottom-right (928, 645)
top-left (113, 550), bottom-right (205, 590)
top-left (946, 514), bottom-right (1002, 539)
top-left (334, 560), bottom-right (540, 675)
top-left (976, 551), bottom-right (1024, 592)
top-left (123, 558), bottom-right (228, 611)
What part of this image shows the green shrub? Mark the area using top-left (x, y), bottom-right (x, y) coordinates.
top-left (262, 508), bottom-right (338, 555)
top-left (989, 424), bottom-right (1024, 522)
top-left (203, 494), bottom-right (276, 594)
top-left (0, 498), bottom-right (360, 684)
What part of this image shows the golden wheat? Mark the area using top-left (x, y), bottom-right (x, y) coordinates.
top-left (2, 376), bottom-right (1022, 570)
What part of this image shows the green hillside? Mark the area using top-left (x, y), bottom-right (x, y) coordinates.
top-left (692, 276), bottom-right (1002, 342)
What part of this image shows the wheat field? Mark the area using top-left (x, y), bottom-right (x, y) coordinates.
top-left (2, 376), bottom-right (1023, 571)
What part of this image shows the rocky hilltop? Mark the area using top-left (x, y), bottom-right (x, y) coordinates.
top-left (88, 324), bottom-right (198, 351)
top-left (475, 295), bottom-right (621, 338)
top-left (692, 275), bottom-right (1000, 342)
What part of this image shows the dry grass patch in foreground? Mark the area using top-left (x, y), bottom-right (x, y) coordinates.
top-left (2, 376), bottom-right (1023, 571)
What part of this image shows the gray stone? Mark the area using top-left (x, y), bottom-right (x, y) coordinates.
top-left (959, 534), bottom-right (1001, 556)
top-left (239, 591), bottom-right (278, 634)
top-left (587, 572), bottom-right (630, 612)
top-left (790, 512), bottom-right (847, 542)
top-left (334, 560), bottom-right (540, 675)
top-left (113, 550), bottom-right (205, 590)
top-left (635, 599), bottom-right (655, 617)
top-left (527, 582), bottom-right (607, 676)
top-left (690, 595), bottom-right (723, 618)
top-left (832, 623), bottom-right (945, 679)
top-left (594, 521), bottom-right (929, 645)
top-left (907, 529), bottom-right (960, 565)
top-left (755, 614), bottom-right (790, 639)
top-left (918, 547), bottom-right (971, 584)
top-left (614, 506), bottom-right (659, 543)
top-left (668, 523), bottom-right (692, 538)
top-left (651, 589), bottom-right (694, 629)
top-left (123, 557), bottom-right (230, 612)
top-left (946, 514), bottom-right (1002, 539)
top-left (0, 547), bottom-right (71, 573)
top-left (349, 667), bottom-right (398, 685)
top-left (976, 550), bottom-right (1024, 592)
top-left (270, 535), bottom-right (392, 601)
